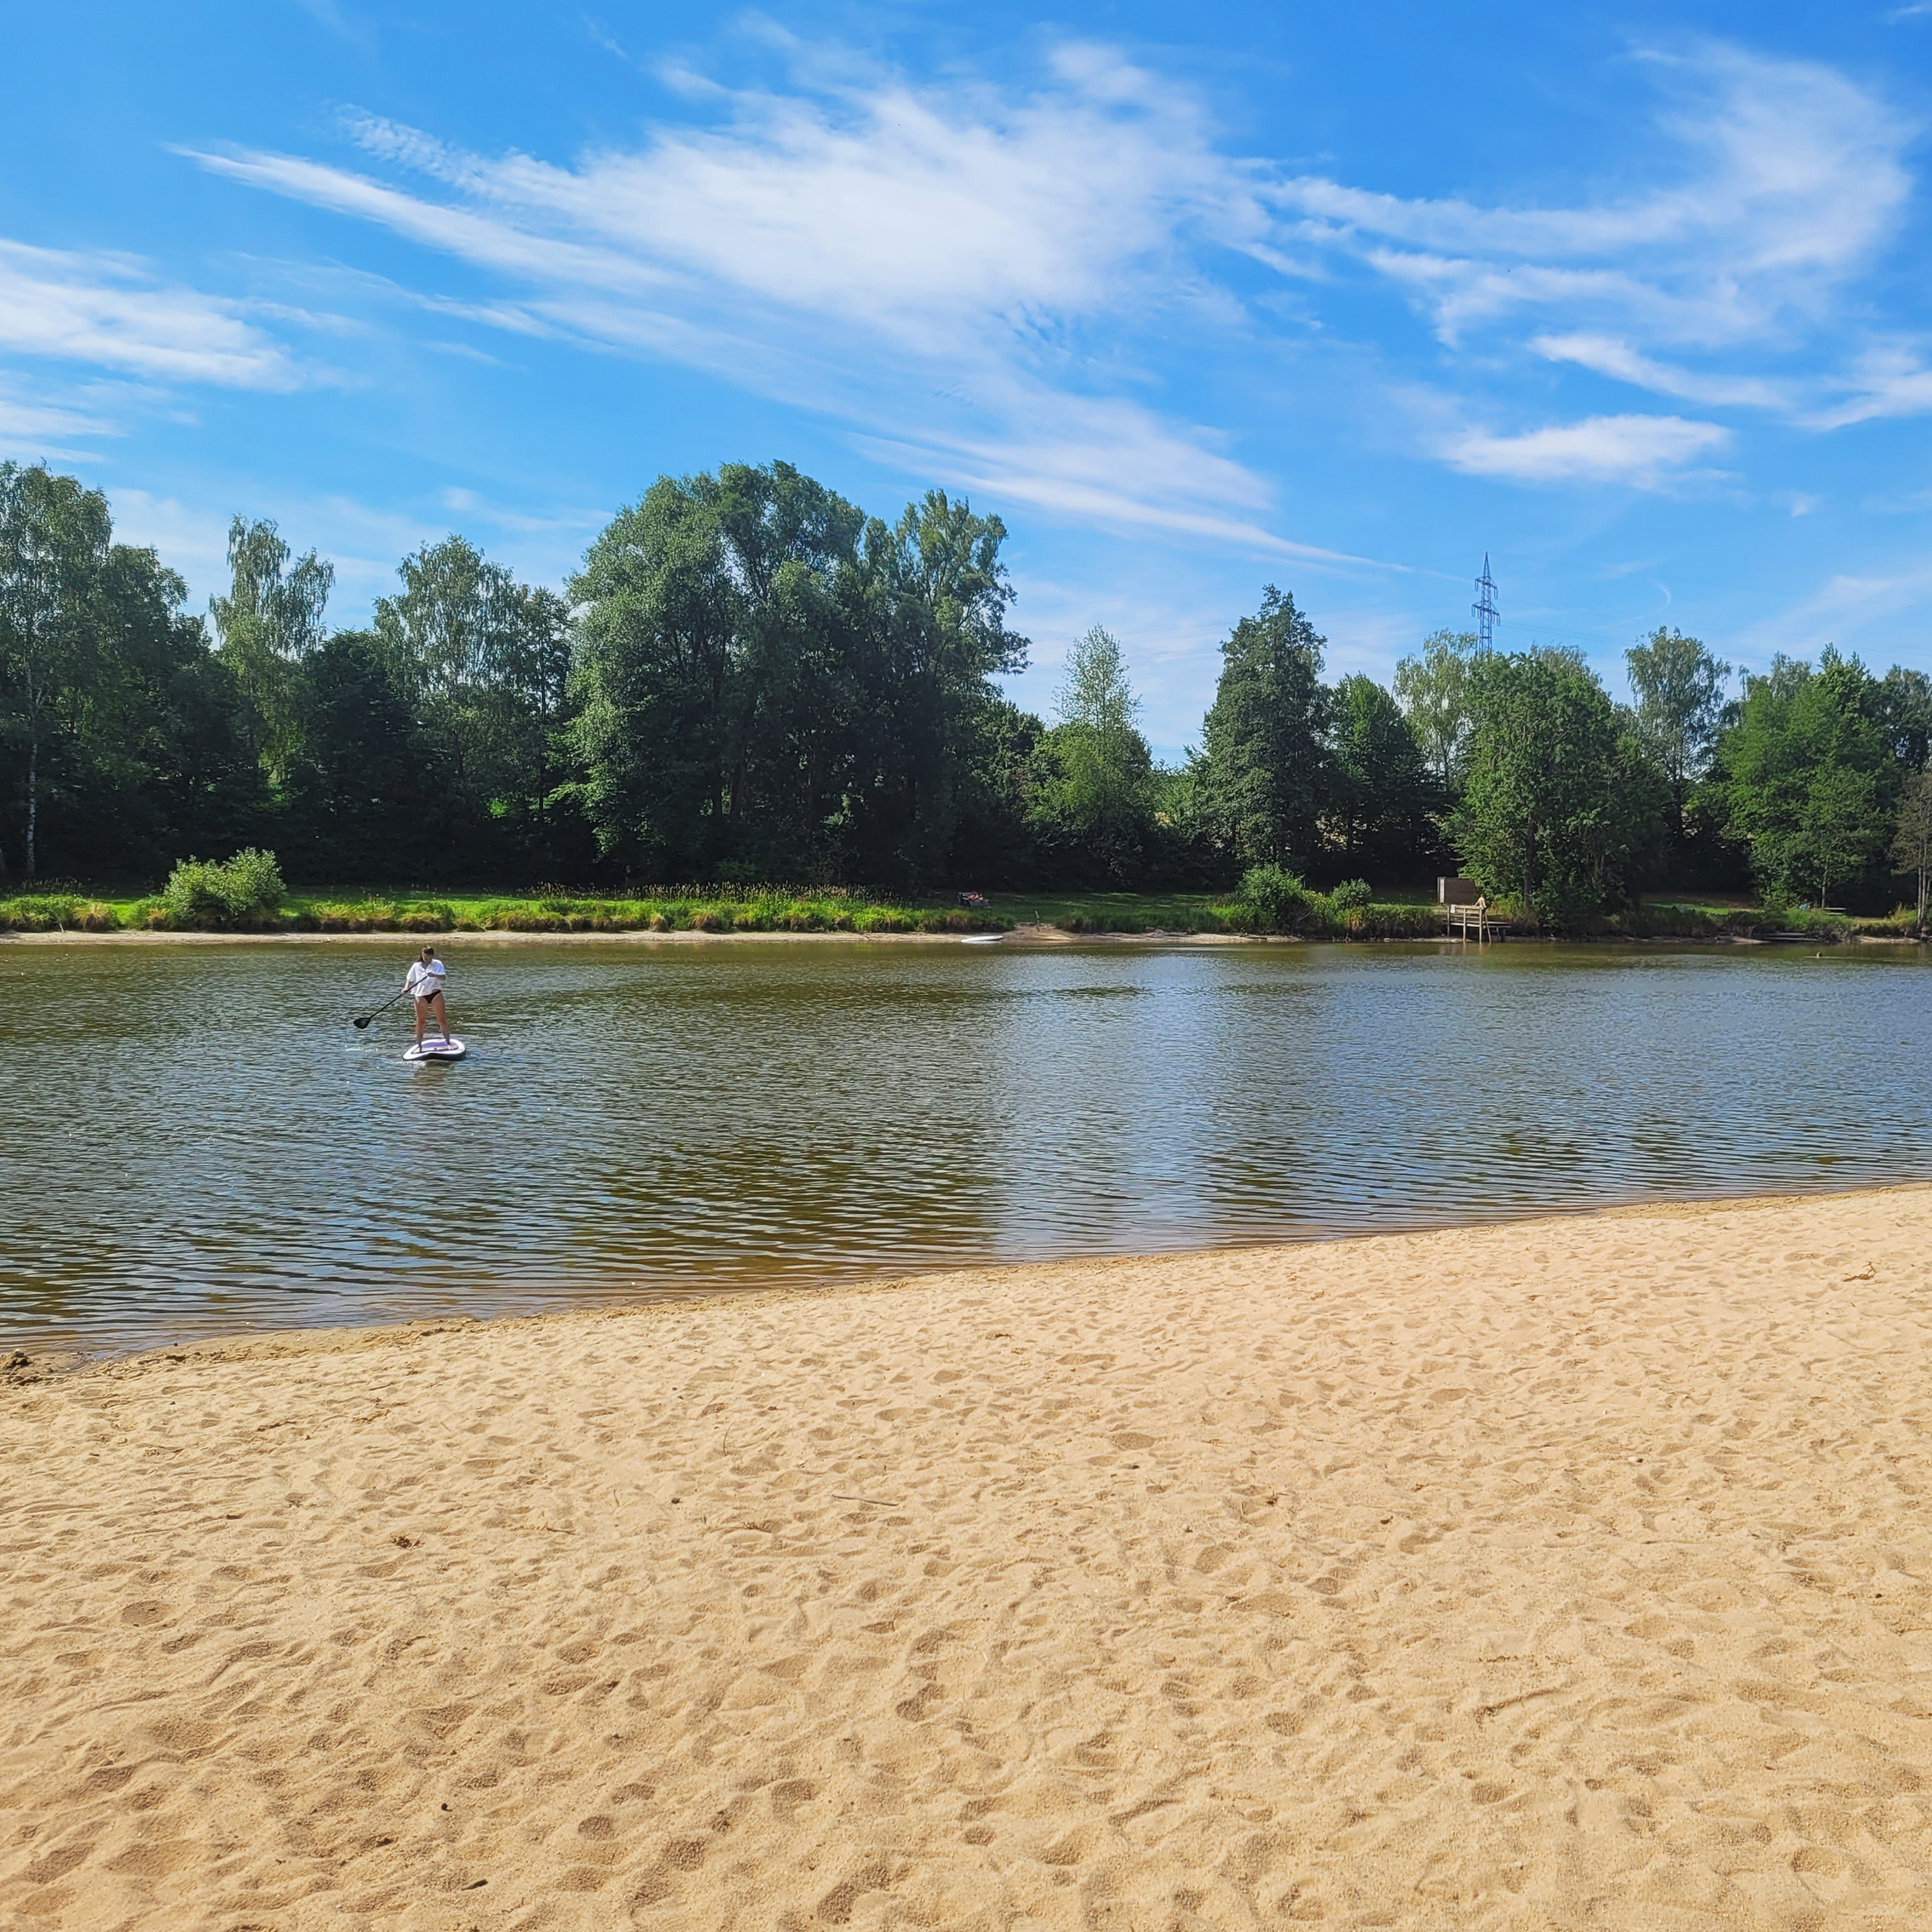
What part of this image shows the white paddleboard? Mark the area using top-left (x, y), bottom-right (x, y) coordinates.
top-left (403, 1037), bottom-right (466, 1062)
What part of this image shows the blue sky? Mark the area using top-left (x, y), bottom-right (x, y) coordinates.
top-left (6, 3), bottom-right (1932, 755)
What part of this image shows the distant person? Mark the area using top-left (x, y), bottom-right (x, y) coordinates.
top-left (405, 946), bottom-right (450, 1046)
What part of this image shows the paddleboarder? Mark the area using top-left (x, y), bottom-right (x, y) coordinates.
top-left (404, 946), bottom-right (451, 1048)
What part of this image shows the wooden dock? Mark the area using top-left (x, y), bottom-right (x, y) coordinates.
top-left (1446, 904), bottom-right (1510, 940)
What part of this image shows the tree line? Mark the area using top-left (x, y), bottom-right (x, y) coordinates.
top-left (4, 455), bottom-right (1931, 921)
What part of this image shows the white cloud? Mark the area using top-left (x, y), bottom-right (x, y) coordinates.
top-left (1811, 344), bottom-right (1932, 427)
top-left (191, 54), bottom-right (1259, 360)
top-left (0, 239), bottom-right (298, 388)
top-left (1529, 333), bottom-right (1791, 409)
top-left (170, 32), bottom-right (1921, 521)
top-left (1273, 46), bottom-right (1910, 349)
top-left (859, 384), bottom-right (1394, 566)
top-left (0, 382), bottom-right (119, 462)
top-left (1733, 563), bottom-right (1932, 664)
top-left (177, 55), bottom-right (1347, 557)
top-left (1444, 414), bottom-right (1731, 485)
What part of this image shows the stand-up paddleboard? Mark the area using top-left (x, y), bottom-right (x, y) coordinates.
top-left (404, 1037), bottom-right (466, 1063)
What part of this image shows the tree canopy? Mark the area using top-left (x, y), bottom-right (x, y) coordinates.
top-left (1452, 648), bottom-right (1663, 927)
top-left (9, 454), bottom-right (1932, 926)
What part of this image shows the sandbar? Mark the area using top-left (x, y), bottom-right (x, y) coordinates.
top-left (4, 1187), bottom-right (1930, 1928)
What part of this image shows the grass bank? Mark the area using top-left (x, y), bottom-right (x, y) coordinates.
top-left (0, 881), bottom-right (1442, 940)
top-left (0, 884), bottom-right (1006, 937)
top-left (5, 881), bottom-right (1920, 942)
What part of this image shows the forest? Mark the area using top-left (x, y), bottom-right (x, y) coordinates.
top-left (5, 455), bottom-right (1932, 927)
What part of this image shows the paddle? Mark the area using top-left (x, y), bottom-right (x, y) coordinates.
top-left (353, 986), bottom-right (410, 1031)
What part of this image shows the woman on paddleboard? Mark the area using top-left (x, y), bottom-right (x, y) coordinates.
top-left (404, 946), bottom-right (450, 1047)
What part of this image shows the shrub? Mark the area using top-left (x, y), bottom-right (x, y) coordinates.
top-left (1230, 862), bottom-right (1318, 934)
top-left (160, 848), bottom-right (286, 929)
top-left (0, 894), bottom-right (81, 932)
top-left (1329, 878), bottom-right (1373, 913)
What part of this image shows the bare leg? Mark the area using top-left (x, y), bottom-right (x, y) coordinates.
top-left (431, 991), bottom-right (450, 1042)
top-left (414, 996), bottom-right (428, 1045)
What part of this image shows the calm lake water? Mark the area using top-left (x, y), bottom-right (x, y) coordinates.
top-left (4, 936), bottom-right (1929, 1356)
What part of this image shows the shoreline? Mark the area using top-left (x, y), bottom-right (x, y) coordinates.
top-left (0, 923), bottom-right (1267, 948)
top-left (5, 923), bottom-right (1918, 949)
top-left (16, 1178), bottom-right (1932, 1379)
top-left (6, 1183), bottom-right (1929, 1926)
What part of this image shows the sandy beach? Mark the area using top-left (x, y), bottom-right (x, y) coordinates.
top-left (4, 1189), bottom-right (1931, 1929)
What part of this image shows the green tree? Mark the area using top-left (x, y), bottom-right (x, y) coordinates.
top-left (948, 694), bottom-right (1045, 883)
top-left (1196, 585), bottom-right (1328, 869)
top-left (1328, 672), bottom-right (1429, 873)
top-left (1716, 650), bottom-right (1897, 906)
top-left (1875, 666), bottom-right (1932, 772)
top-left (854, 487), bottom-right (1027, 884)
top-left (567, 464), bottom-right (1024, 885)
top-left (287, 632), bottom-right (428, 880)
top-left (0, 463), bottom-right (111, 877)
top-left (1030, 626), bottom-right (1156, 883)
top-left (209, 515), bottom-right (333, 785)
top-left (710, 462), bottom-right (870, 877)
top-left (1891, 767), bottom-right (1932, 927)
top-left (1452, 648), bottom-right (1661, 926)
top-left (374, 536), bottom-right (573, 866)
top-left (1625, 627), bottom-right (1729, 839)
top-left (1394, 629), bottom-right (1478, 789)
top-left (567, 474), bottom-right (745, 876)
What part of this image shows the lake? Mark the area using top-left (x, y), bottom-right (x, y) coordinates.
top-left (4, 935), bottom-right (1929, 1357)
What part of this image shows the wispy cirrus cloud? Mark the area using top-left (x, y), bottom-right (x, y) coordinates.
top-left (1811, 343), bottom-right (1932, 428)
top-left (170, 32), bottom-right (1923, 516)
top-left (1444, 414), bottom-right (1732, 486)
top-left (1528, 334), bottom-right (1792, 411)
top-left (0, 239), bottom-right (299, 388)
top-left (1273, 46), bottom-right (1909, 349)
top-left (1265, 44), bottom-right (1914, 482)
top-left (0, 381), bottom-right (120, 462)
top-left (177, 49), bottom-right (1332, 555)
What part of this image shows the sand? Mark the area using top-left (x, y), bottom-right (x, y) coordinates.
top-left (4, 1189), bottom-right (1932, 1930)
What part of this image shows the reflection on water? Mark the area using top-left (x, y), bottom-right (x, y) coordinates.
top-left (3, 937), bottom-right (1929, 1355)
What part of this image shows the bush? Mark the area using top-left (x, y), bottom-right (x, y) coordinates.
top-left (1230, 862), bottom-right (1318, 934)
top-left (1329, 878), bottom-right (1373, 913)
top-left (159, 849), bottom-right (286, 929)
top-left (0, 894), bottom-right (82, 932)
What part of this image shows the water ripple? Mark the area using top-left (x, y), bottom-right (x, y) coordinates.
top-left (3, 939), bottom-right (1929, 1355)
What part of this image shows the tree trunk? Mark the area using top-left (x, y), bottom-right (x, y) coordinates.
top-left (25, 728), bottom-right (37, 879)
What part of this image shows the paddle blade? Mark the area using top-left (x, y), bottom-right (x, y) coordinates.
top-left (353, 1015), bottom-right (373, 1029)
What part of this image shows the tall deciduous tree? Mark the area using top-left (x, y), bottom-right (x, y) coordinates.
top-left (1196, 586), bottom-right (1328, 868)
top-left (1328, 673), bottom-right (1429, 872)
top-left (1875, 666), bottom-right (1932, 773)
top-left (568, 474), bottom-right (744, 877)
top-left (1452, 648), bottom-right (1661, 926)
top-left (1625, 626), bottom-right (1730, 838)
top-left (1032, 626), bottom-right (1155, 883)
top-left (567, 464), bottom-right (1024, 885)
top-left (1394, 629), bottom-right (1478, 789)
top-left (374, 535), bottom-right (572, 864)
top-left (0, 464), bottom-right (110, 875)
top-left (286, 631), bottom-right (428, 880)
top-left (1717, 650), bottom-right (1897, 906)
top-left (1892, 768), bottom-right (1932, 927)
top-left (209, 515), bottom-right (333, 785)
